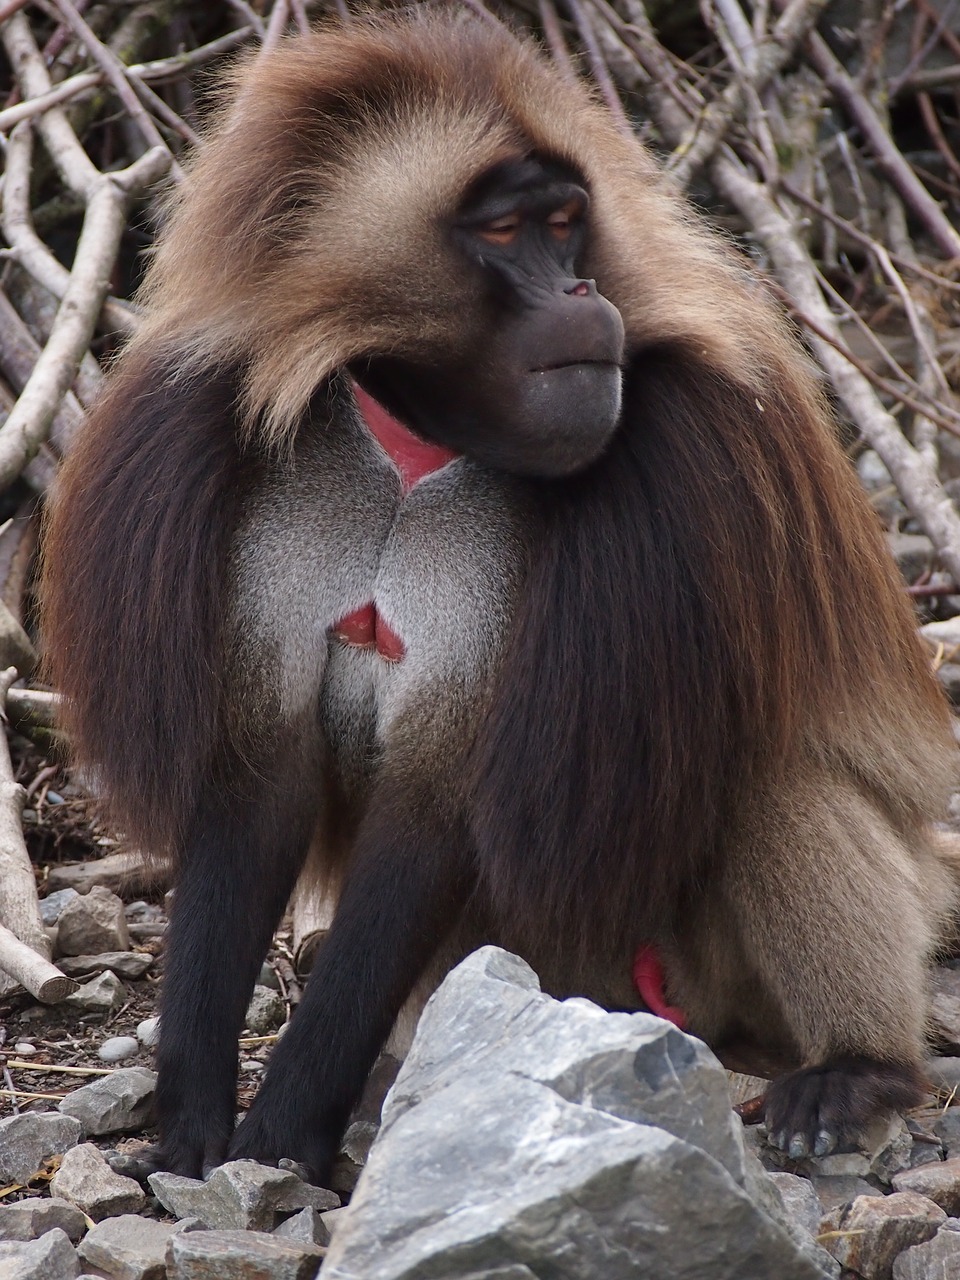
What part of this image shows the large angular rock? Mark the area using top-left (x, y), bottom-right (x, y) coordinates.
top-left (50, 1142), bottom-right (145, 1221)
top-left (0, 1197), bottom-right (86, 1242)
top-left (0, 1228), bottom-right (78, 1280)
top-left (0, 1113), bottom-right (80, 1183)
top-left (58, 1066), bottom-right (155, 1136)
top-left (891, 1155), bottom-right (960, 1214)
top-left (78, 1213), bottom-right (198, 1280)
top-left (893, 1221), bottom-right (960, 1278)
top-left (56, 885), bottom-right (130, 956)
top-left (166, 1229), bottom-right (324, 1280)
top-left (149, 1160), bottom-right (338, 1231)
top-left (323, 947), bottom-right (838, 1280)
top-left (820, 1191), bottom-right (945, 1278)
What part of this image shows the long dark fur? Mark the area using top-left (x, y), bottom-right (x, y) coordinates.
top-left (473, 341), bottom-right (944, 960)
top-left (40, 6), bottom-right (958, 1177)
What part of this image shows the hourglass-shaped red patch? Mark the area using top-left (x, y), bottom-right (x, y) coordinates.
top-left (331, 602), bottom-right (406, 662)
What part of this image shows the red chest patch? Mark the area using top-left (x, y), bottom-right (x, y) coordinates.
top-left (330, 385), bottom-right (459, 662)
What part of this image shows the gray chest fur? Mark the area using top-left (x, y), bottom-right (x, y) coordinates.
top-left (231, 403), bottom-right (530, 793)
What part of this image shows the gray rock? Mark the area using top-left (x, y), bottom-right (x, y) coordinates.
top-left (0, 1228), bottom-right (79, 1280)
top-left (98, 1037), bottom-right (140, 1064)
top-left (0, 1197), bottom-right (86, 1243)
top-left (887, 532), bottom-right (933, 585)
top-left (928, 1056), bottom-right (960, 1092)
top-left (921, 618), bottom-right (960, 653)
top-left (0, 1113), bottom-right (81, 1183)
top-left (11, 1043), bottom-right (36, 1056)
top-left (136, 1017), bottom-right (159, 1048)
top-left (930, 967), bottom-right (960, 1051)
top-left (258, 961), bottom-right (282, 991)
top-left (78, 1213), bottom-right (197, 1280)
top-left (810, 1174), bottom-right (881, 1213)
top-left (328, 1121), bottom-right (379, 1197)
top-left (891, 1155), bottom-right (960, 1214)
top-left (50, 1142), bottom-right (146, 1221)
top-left (273, 1208), bottom-right (331, 1247)
top-left (933, 1107), bottom-right (960, 1157)
top-left (56, 886), bottom-right (130, 956)
top-left (820, 1191), bottom-right (946, 1278)
top-left (769, 1172), bottom-right (824, 1238)
top-left (149, 1161), bottom-right (339, 1232)
top-left (244, 985), bottom-right (285, 1035)
top-left (58, 952), bottom-right (153, 980)
top-left (323, 946), bottom-right (837, 1280)
top-left (39, 889), bottom-right (79, 926)
top-left (936, 662), bottom-right (960, 703)
top-left (893, 1223), bottom-right (960, 1278)
top-left (62, 971), bottom-right (126, 1014)
top-left (166, 1229), bottom-right (324, 1280)
top-left (58, 1066), bottom-right (155, 1136)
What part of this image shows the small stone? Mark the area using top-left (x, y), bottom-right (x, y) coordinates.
top-left (50, 1142), bottom-right (145, 1221)
top-left (893, 1223), bottom-right (960, 1278)
top-left (243, 985), bottom-right (285, 1035)
top-left (928, 1056), bottom-right (960, 1092)
top-left (0, 1113), bottom-right (81, 1183)
top-left (149, 1161), bottom-right (338, 1232)
top-left (768, 1172), bottom-right (822, 1238)
top-left (930, 968), bottom-right (960, 1050)
top-left (59, 952), bottom-right (153, 980)
top-left (136, 1017), bottom-right (159, 1048)
top-left (239, 1060), bottom-right (263, 1073)
top-left (0, 1197), bottom-right (86, 1242)
top-left (933, 1107), bottom-right (960, 1157)
top-left (166, 1229), bottom-right (324, 1280)
top-left (810, 1173), bottom-right (880, 1213)
top-left (56, 886), bottom-right (130, 957)
top-left (273, 1208), bottom-right (331, 1247)
top-left (258, 961), bottom-right (282, 991)
top-left (820, 1191), bottom-right (946, 1278)
top-left (319, 1207), bottom-right (347, 1239)
top-left (887, 532), bottom-right (934, 585)
top-left (58, 1067), bottom-right (155, 1136)
top-left (98, 1037), bottom-right (140, 1064)
top-left (921, 617), bottom-right (960, 653)
top-left (123, 901), bottom-right (163, 924)
top-left (937, 663), bottom-right (960, 703)
top-left (0, 1228), bottom-right (79, 1280)
top-left (79, 1213), bottom-right (197, 1280)
top-left (39, 889), bottom-right (79, 926)
top-left (12, 1043), bottom-right (36, 1056)
top-left (62, 971), bottom-right (126, 1014)
top-left (891, 1155), bottom-right (960, 1214)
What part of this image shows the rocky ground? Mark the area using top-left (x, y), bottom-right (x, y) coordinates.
top-left (9, 659), bottom-right (960, 1277)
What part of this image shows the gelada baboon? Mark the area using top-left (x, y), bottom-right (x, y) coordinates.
top-left (41, 7), bottom-right (958, 1179)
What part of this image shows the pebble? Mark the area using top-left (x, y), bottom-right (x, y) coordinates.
top-left (98, 1036), bottom-right (140, 1063)
top-left (12, 1042), bottom-right (36, 1055)
top-left (137, 1016), bottom-right (160, 1047)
